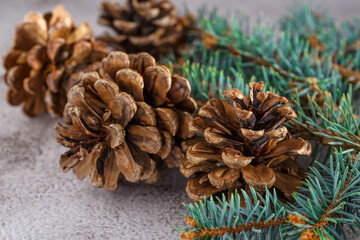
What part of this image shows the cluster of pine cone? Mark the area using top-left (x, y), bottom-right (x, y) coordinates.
top-left (2, 1), bottom-right (311, 202)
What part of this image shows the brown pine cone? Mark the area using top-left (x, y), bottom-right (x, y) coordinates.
top-left (180, 82), bottom-right (311, 202)
top-left (3, 5), bottom-right (109, 117)
top-left (98, 0), bottom-right (193, 58)
top-left (55, 51), bottom-right (197, 190)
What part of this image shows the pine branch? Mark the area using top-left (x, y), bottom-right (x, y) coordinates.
top-left (181, 216), bottom-right (287, 239)
top-left (178, 150), bottom-right (360, 239)
top-left (283, 150), bottom-right (360, 239)
top-left (280, 4), bottom-right (360, 57)
top-left (280, 4), bottom-right (360, 84)
top-left (197, 7), bottom-right (357, 96)
top-left (291, 87), bottom-right (360, 153)
top-left (164, 5), bottom-right (357, 106)
top-left (200, 12), bottom-right (329, 78)
top-left (178, 188), bottom-right (288, 240)
top-left (165, 46), bottom-right (346, 109)
top-left (165, 48), bottom-right (250, 103)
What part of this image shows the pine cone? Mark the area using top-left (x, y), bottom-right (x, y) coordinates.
top-left (180, 82), bottom-right (311, 202)
top-left (98, 0), bottom-right (193, 58)
top-left (3, 5), bottom-right (109, 117)
top-left (55, 51), bottom-right (197, 190)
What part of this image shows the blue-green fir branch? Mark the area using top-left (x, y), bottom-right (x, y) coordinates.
top-left (283, 150), bottom-right (360, 239)
top-left (197, 7), bottom-right (359, 94)
top-left (178, 150), bottom-right (360, 240)
top-left (165, 47), bottom-right (347, 106)
top-left (291, 86), bottom-right (360, 153)
top-left (280, 4), bottom-right (360, 74)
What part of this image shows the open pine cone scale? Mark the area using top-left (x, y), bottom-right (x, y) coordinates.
top-left (181, 82), bottom-right (311, 202)
top-left (56, 51), bottom-right (197, 190)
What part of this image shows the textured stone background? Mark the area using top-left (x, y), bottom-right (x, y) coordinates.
top-left (0, 0), bottom-right (359, 239)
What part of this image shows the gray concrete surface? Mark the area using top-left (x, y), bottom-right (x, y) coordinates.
top-left (0, 0), bottom-right (359, 239)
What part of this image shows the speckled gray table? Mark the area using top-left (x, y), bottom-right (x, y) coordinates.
top-left (0, 0), bottom-right (359, 239)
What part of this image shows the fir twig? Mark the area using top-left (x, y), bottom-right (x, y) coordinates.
top-left (281, 4), bottom-right (360, 85)
top-left (283, 150), bottom-right (360, 239)
top-left (178, 150), bottom-right (360, 240)
top-left (165, 48), bottom-right (252, 103)
top-left (196, 7), bottom-right (356, 98)
top-left (179, 188), bottom-right (287, 240)
top-left (291, 87), bottom-right (360, 153)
